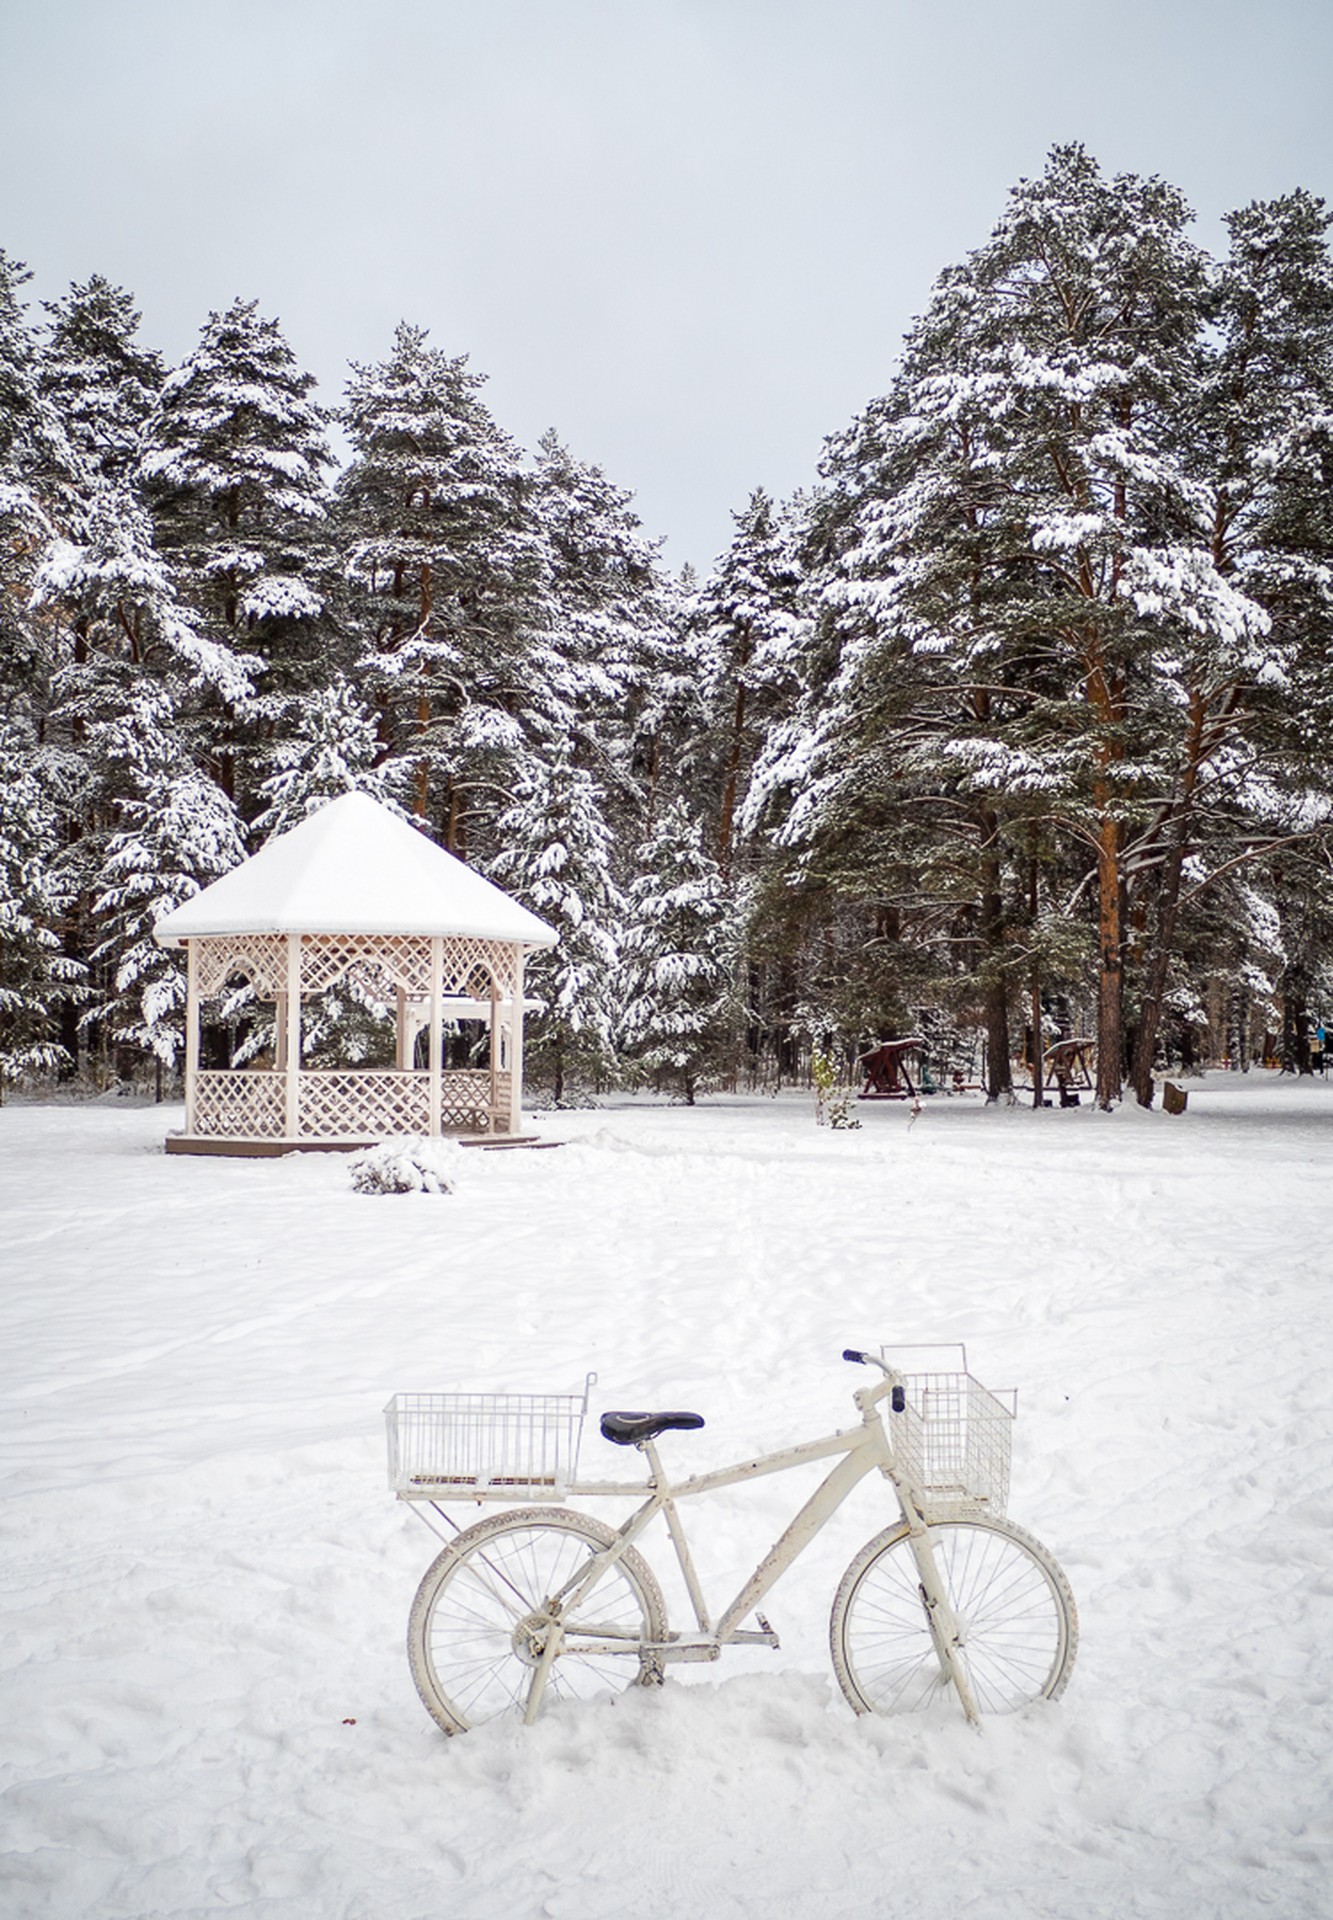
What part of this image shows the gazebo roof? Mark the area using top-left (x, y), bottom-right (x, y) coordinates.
top-left (154, 792), bottom-right (558, 947)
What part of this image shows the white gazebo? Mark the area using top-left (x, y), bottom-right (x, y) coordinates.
top-left (154, 792), bottom-right (557, 1155)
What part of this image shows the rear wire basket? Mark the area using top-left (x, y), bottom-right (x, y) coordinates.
top-left (385, 1374), bottom-right (596, 1498)
top-left (881, 1345), bottom-right (1016, 1520)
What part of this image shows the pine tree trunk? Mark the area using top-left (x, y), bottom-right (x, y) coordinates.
top-left (1027, 846), bottom-right (1043, 1108)
top-left (717, 674), bottom-right (748, 877)
top-left (985, 976), bottom-right (1011, 1101)
top-left (1129, 827), bottom-right (1187, 1107)
top-left (1095, 816), bottom-right (1124, 1108)
top-left (1280, 973), bottom-right (1310, 1074)
top-left (1087, 630), bottom-right (1125, 1110)
top-left (1130, 690), bottom-right (1213, 1107)
top-left (414, 562), bottom-right (433, 819)
top-left (979, 819), bottom-right (1012, 1101)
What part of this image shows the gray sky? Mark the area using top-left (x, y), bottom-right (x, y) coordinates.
top-left (2, 0), bottom-right (1330, 571)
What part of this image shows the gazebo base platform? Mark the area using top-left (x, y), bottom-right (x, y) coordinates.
top-left (165, 1133), bottom-right (544, 1158)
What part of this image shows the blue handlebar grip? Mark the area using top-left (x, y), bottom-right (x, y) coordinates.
top-left (842, 1348), bottom-right (866, 1364)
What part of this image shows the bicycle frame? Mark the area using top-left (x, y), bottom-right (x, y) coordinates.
top-left (511, 1372), bottom-right (982, 1725)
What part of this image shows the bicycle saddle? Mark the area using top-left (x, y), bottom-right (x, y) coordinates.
top-left (599, 1410), bottom-right (706, 1446)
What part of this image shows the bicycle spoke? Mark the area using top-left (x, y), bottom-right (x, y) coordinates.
top-left (409, 1512), bottom-right (665, 1732)
top-left (832, 1519), bottom-right (1076, 1718)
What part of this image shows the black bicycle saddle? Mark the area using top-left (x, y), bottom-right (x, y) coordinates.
top-left (599, 1410), bottom-right (706, 1447)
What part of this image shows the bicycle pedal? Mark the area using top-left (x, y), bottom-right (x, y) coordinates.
top-left (730, 1613), bottom-right (780, 1650)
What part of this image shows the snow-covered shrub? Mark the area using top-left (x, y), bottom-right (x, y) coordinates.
top-left (350, 1135), bottom-right (463, 1195)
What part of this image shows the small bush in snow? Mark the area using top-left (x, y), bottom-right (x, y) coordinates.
top-left (350, 1135), bottom-right (463, 1195)
top-left (811, 1048), bottom-right (862, 1130)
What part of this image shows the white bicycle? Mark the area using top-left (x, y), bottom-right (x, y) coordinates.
top-left (385, 1347), bottom-right (1078, 1734)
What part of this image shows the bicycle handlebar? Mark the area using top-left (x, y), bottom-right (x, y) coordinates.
top-left (843, 1349), bottom-right (908, 1413)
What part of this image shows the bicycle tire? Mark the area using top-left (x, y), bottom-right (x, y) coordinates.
top-left (830, 1516), bottom-right (1077, 1716)
top-left (407, 1507), bottom-right (667, 1734)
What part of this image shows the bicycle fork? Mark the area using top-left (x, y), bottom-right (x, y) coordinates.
top-left (899, 1502), bottom-right (981, 1726)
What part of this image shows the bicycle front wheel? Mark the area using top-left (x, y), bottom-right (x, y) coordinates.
top-left (407, 1507), bottom-right (667, 1734)
top-left (830, 1517), bottom-right (1077, 1716)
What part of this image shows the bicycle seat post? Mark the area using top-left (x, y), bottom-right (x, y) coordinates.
top-left (638, 1434), bottom-right (667, 1489)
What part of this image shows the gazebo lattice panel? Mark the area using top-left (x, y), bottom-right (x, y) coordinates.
top-left (192, 934), bottom-right (519, 1006)
top-left (299, 934), bottom-right (430, 998)
top-left (194, 1071), bottom-right (286, 1138)
top-left (196, 934), bottom-right (288, 1000)
top-left (298, 1071), bottom-right (434, 1137)
top-left (295, 934), bottom-right (517, 1001)
top-left (440, 938), bottom-right (517, 998)
top-left (439, 1071), bottom-right (500, 1131)
top-left (191, 1068), bottom-right (514, 1139)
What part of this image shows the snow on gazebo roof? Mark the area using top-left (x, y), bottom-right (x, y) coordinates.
top-left (154, 792), bottom-right (558, 947)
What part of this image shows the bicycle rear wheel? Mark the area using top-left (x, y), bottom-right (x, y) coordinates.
top-left (408, 1507), bottom-right (667, 1734)
top-left (830, 1517), bottom-right (1077, 1716)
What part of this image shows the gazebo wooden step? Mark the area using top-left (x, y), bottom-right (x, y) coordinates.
top-left (165, 1133), bottom-right (547, 1158)
top-left (458, 1136), bottom-right (561, 1151)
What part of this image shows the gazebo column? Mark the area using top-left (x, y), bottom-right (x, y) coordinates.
top-left (428, 935), bottom-right (443, 1136)
top-left (284, 933), bottom-right (302, 1141)
top-left (184, 939), bottom-right (200, 1135)
top-left (395, 986), bottom-right (409, 1070)
top-left (508, 948), bottom-right (525, 1136)
top-left (488, 975), bottom-right (500, 1134)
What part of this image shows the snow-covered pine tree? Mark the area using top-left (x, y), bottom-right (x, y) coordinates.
top-left (488, 746), bottom-right (622, 1103)
top-left (618, 797), bottom-right (737, 1102)
top-left (40, 275), bottom-right (163, 486)
top-left (742, 294), bottom-right (1031, 1096)
top-left (691, 487), bottom-right (804, 872)
top-left (625, 558), bottom-right (713, 832)
top-left (35, 483), bottom-right (257, 712)
top-left (0, 250), bottom-right (86, 714)
top-left (0, 251), bottom-right (102, 1074)
top-left (251, 675), bottom-right (395, 839)
top-left (29, 482), bottom-right (257, 1075)
top-left (531, 428), bottom-right (684, 821)
top-left (90, 688), bottom-right (246, 1070)
top-left (0, 721), bottom-right (88, 1092)
top-left (1130, 190), bottom-right (1333, 1099)
top-left (774, 147), bottom-right (1274, 1108)
top-left (339, 324), bottom-right (553, 855)
top-left (140, 298), bottom-right (334, 812)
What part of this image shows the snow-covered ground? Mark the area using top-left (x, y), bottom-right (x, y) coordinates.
top-left (2, 1074), bottom-right (1329, 1919)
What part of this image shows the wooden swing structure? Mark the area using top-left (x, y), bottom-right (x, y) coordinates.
top-left (856, 1037), bottom-right (927, 1101)
top-left (1036, 1036), bottom-right (1097, 1108)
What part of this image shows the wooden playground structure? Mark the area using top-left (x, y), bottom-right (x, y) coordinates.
top-left (857, 1038), bottom-right (928, 1100)
top-left (854, 1032), bottom-right (1097, 1106)
top-left (1033, 1036), bottom-right (1096, 1107)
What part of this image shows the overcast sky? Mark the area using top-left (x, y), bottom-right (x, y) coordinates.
top-left (2, 0), bottom-right (1330, 571)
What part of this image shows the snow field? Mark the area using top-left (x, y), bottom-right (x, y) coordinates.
top-left (1, 1078), bottom-right (1330, 1918)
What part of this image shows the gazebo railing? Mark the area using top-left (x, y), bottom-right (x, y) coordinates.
top-left (191, 1069), bottom-right (513, 1140)
top-left (193, 1070), bottom-right (287, 1138)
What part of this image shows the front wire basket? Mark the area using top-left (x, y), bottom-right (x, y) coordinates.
top-left (385, 1373), bottom-right (597, 1499)
top-left (881, 1344), bottom-right (1016, 1520)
